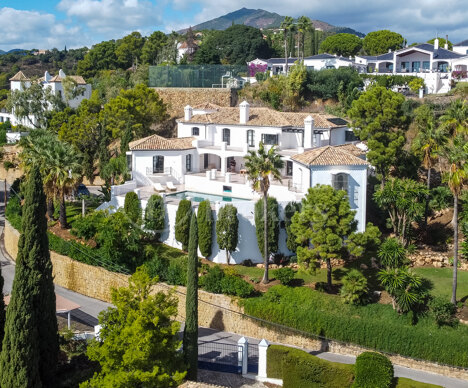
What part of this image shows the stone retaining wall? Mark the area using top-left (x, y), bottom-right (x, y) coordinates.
top-left (3, 220), bottom-right (468, 380)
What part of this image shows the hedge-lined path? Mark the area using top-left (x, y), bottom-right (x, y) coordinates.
top-left (0, 187), bottom-right (466, 387)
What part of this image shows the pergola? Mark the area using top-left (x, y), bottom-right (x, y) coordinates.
top-left (4, 293), bottom-right (81, 329)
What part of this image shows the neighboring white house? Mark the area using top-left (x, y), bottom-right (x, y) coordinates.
top-left (176, 41), bottom-right (199, 63)
top-left (101, 101), bottom-right (369, 264)
top-left (453, 39), bottom-right (468, 55)
top-left (0, 69), bottom-right (92, 128)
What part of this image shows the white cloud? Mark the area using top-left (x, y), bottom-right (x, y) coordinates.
top-left (0, 7), bottom-right (89, 50)
top-left (170, 0), bottom-right (468, 43)
top-left (57, 0), bottom-right (163, 36)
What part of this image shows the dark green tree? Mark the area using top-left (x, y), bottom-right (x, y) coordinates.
top-left (77, 40), bottom-right (118, 78)
top-left (348, 86), bottom-right (408, 185)
top-left (0, 166), bottom-right (58, 387)
top-left (363, 30), bottom-right (405, 55)
top-left (254, 197), bottom-right (280, 258)
top-left (0, 258), bottom-right (5, 351)
top-left (284, 201), bottom-right (302, 253)
top-left (290, 185), bottom-right (358, 289)
top-left (115, 31), bottom-right (145, 69)
top-left (319, 33), bottom-right (362, 56)
top-left (183, 213), bottom-right (198, 381)
top-left (144, 194), bottom-right (165, 241)
top-left (175, 199), bottom-right (192, 251)
top-left (197, 200), bottom-right (213, 258)
top-left (215, 204), bottom-right (238, 264)
top-left (427, 37), bottom-right (453, 50)
top-left (142, 31), bottom-right (168, 65)
top-left (124, 191), bottom-right (141, 223)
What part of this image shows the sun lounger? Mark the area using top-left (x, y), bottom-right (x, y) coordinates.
top-left (153, 182), bottom-right (166, 192)
top-left (166, 182), bottom-right (177, 191)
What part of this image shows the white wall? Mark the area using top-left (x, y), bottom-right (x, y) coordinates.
top-left (454, 46), bottom-right (468, 55)
top-left (310, 165), bottom-right (367, 232)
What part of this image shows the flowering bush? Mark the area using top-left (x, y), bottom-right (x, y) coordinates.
top-left (249, 63), bottom-right (267, 77)
top-left (452, 70), bottom-right (468, 80)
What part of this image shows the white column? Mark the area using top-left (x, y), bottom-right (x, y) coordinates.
top-left (258, 339), bottom-right (269, 378)
top-left (221, 157), bottom-right (227, 176)
top-left (238, 337), bottom-right (248, 375)
top-left (67, 311), bottom-right (71, 330)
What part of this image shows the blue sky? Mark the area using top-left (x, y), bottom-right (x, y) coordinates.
top-left (1, 1), bottom-right (467, 51)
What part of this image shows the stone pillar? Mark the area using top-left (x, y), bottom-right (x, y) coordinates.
top-left (221, 156), bottom-right (227, 176)
top-left (304, 116), bottom-right (314, 149)
top-left (238, 337), bottom-right (248, 375)
top-left (258, 339), bottom-right (269, 378)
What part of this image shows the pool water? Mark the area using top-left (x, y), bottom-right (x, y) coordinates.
top-left (166, 191), bottom-right (250, 203)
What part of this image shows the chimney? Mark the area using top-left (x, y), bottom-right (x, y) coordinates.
top-left (58, 69), bottom-right (66, 78)
top-left (239, 100), bottom-right (250, 124)
top-left (184, 105), bottom-right (193, 121)
top-left (44, 71), bottom-right (51, 82)
top-left (388, 49), bottom-right (391, 53)
top-left (444, 35), bottom-right (449, 50)
top-left (434, 38), bottom-right (439, 50)
top-left (303, 116), bottom-right (314, 148)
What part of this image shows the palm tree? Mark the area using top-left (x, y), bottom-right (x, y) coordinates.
top-left (43, 141), bottom-right (82, 228)
top-left (280, 16), bottom-right (294, 74)
top-left (412, 105), bottom-right (447, 230)
top-left (296, 16), bottom-right (313, 61)
top-left (244, 142), bottom-right (284, 283)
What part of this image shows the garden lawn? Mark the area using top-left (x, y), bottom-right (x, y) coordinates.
top-left (242, 285), bottom-right (468, 367)
top-left (413, 267), bottom-right (468, 302)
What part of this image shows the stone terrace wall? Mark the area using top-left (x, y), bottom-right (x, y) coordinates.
top-left (153, 87), bottom-right (238, 118)
top-left (3, 219), bottom-right (468, 380)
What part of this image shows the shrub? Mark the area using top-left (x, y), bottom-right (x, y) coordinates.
top-left (284, 201), bottom-right (301, 253)
top-left (282, 348), bottom-right (354, 388)
top-left (166, 257), bottom-right (187, 286)
top-left (5, 195), bottom-right (22, 231)
top-left (175, 199), bottom-right (192, 251)
top-left (340, 269), bottom-right (369, 305)
top-left (348, 222), bottom-right (382, 256)
top-left (123, 191), bottom-right (141, 223)
top-left (201, 265), bottom-right (224, 294)
top-left (274, 267), bottom-right (295, 286)
top-left (197, 200), bottom-right (213, 258)
top-left (220, 275), bottom-right (254, 298)
top-left (144, 255), bottom-right (170, 282)
top-left (3, 161), bottom-right (15, 170)
top-left (353, 352), bottom-right (393, 388)
top-left (429, 186), bottom-right (452, 212)
top-left (429, 298), bottom-right (458, 327)
top-left (378, 238), bottom-right (408, 268)
top-left (144, 194), bottom-right (165, 240)
top-left (71, 210), bottom-right (106, 240)
top-left (267, 345), bottom-right (302, 379)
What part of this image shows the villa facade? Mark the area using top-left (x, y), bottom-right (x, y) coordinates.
top-left (102, 102), bottom-right (369, 263)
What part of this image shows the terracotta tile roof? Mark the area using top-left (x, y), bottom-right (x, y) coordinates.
top-left (49, 75), bottom-right (87, 85)
top-left (335, 143), bottom-right (366, 157)
top-left (181, 107), bottom-right (347, 129)
top-left (292, 145), bottom-right (369, 166)
top-left (9, 71), bottom-right (29, 81)
top-left (129, 134), bottom-right (195, 151)
top-left (192, 102), bottom-right (222, 110)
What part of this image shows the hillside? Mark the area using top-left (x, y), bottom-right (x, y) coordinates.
top-left (180, 7), bottom-right (365, 37)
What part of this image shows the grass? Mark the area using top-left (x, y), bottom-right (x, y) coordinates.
top-left (395, 377), bottom-right (442, 388)
top-left (148, 242), bottom-right (188, 261)
top-left (413, 267), bottom-right (468, 302)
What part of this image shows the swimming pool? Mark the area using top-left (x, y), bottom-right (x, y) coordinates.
top-left (165, 191), bottom-right (250, 203)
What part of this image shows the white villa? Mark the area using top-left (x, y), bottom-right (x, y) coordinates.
top-left (0, 69), bottom-right (92, 128)
top-left (103, 101), bottom-right (369, 264)
top-left (249, 39), bottom-right (468, 94)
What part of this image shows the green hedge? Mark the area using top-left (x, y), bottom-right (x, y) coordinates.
top-left (353, 352), bottom-right (393, 388)
top-left (267, 345), bottom-right (354, 388)
top-left (243, 286), bottom-right (468, 367)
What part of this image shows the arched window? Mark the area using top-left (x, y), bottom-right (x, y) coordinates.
top-left (332, 173), bottom-right (349, 193)
top-left (222, 128), bottom-right (230, 145)
top-left (191, 127), bottom-right (199, 136)
top-left (246, 129), bottom-right (255, 147)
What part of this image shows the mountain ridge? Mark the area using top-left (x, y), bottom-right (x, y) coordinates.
top-left (179, 8), bottom-right (365, 37)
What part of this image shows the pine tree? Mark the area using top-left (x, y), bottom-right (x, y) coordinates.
top-left (0, 260), bottom-right (5, 352)
top-left (197, 200), bottom-right (213, 258)
top-left (175, 199), bottom-right (192, 251)
top-left (183, 213), bottom-right (198, 381)
top-left (0, 166), bottom-right (58, 387)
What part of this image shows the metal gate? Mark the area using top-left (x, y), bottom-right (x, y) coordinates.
top-left (247, 343), bottom-right (259, 374)
top-left (198, 341), bottom-right (242, 374)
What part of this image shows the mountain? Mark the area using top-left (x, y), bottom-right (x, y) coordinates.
top-left (0, 49), bottom-right (27, 55)
top-left (180, 8), bottom-right (365, 37)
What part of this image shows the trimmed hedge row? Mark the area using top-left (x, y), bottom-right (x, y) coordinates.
top-left (353, 352), bottom-right (394, 388)
top-left (243, 286), bottom-right (468, 367)
top-left (267, 345), bottom-right (354, 388)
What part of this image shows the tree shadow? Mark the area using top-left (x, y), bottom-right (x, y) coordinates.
top-left (208, 310), bottom-right (225, 331)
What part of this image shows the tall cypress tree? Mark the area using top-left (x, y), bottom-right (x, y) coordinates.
top-left (183, 212), bottom-right (198, 381)
top-left (0, 166), bottom-right (58, 387)
top-left (0, 260), bottom-right (5, 351)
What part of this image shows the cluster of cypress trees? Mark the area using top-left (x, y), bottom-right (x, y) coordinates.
top-left (0, 166), bottom-right (59, 387)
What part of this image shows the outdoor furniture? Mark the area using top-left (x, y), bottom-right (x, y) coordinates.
top-left (166, 182), bottom-right (177, 191)
top-left (153, 182), bottom-right (166, 192)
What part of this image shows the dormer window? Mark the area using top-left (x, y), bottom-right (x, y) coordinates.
top-left (246, 130), bottom-right (255, 147)
top-left (192, 127), bottom-right (199, 136)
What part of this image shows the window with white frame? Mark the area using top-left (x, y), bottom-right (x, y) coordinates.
top-left (332, 173), bottom-right (349, 193)
top-left (192, 127), bottom-right (200, 136)
top-left (246, 129), bottom-right (255, 147)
